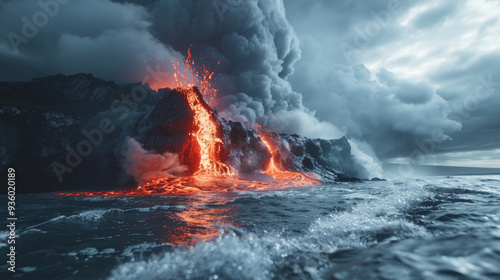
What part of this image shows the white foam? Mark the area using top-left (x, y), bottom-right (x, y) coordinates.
top-left (110, 235), bottom-right (274, 280)
top-left (19, 215), bottom-right (67, 235)
top-left (79, 247), bottom-right (99, 256)
top-left (68, 209), bottom-right (122, 221)
top-left (120, 243), bottom-right (163, 258)
top-left (302, 180), bottom-right (431, 252)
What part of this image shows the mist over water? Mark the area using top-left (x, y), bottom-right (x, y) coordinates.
top-left (1, 176), bottom-right (499, 279)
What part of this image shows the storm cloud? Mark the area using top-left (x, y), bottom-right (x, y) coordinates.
top-left (0, 0), bottom-right (182, 86)
top-left (285, 0), bottom-right (500, 163)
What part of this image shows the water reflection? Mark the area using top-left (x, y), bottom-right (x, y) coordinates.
top-left (162, 195), bottom-right (240, 246)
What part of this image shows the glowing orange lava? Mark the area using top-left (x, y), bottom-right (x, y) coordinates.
top-left (258, 127), bottom-right (320, 187)
top-left (55, 48), bottom-right (324, 246)
top-left (170, 48), bottom-right (218, 106)
top-left (184, 87), bottom-right (234, 176)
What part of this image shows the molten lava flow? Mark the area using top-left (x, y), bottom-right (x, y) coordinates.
top-left (184, 87), bottom-right (234, 176)
top-left (58, 90), bottom-right (319, 197)
top-left (58, 123), bottom-right (319, 198)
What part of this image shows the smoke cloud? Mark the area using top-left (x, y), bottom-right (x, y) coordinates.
top-left (0, 0), bottom-right (341, 138)
top-left (146, 0), bottom-right (343, 139)
top-left (0, 0), bottom-right (182, 88)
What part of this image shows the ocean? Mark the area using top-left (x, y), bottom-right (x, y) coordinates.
top-left (1, 175), bottom-right (499, 279)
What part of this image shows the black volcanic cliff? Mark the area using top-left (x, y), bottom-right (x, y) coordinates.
top-left (0, 74), bottom-right (367, 193)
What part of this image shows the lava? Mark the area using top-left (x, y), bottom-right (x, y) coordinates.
top-left (258, 128), bottom-right (320, 187)
top-left (56, 78), bottom-right (320, 246)
top-left (170, 48), bottom-right (218, 106)
top-left (184, 87), bottom-right (234, 176)
top-left (51, 48), bottom-right (325, 247)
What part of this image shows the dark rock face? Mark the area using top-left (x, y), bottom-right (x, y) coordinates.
top-left (223, 120), bottom-right (271, 173)
top-left (143, 88), bottom-right (200, 174)
top-left (279, 135), bottom-right (365, 180)
top-left (0, 74), bottom-right (367, 193)
top-left (142, 87), bottom-right (234, 175)
top-left (141, 87), bottom-right (271, 175)
top-left (222, 126), bottom-right (364, 180)
top-left (0, 74), bottom-right (159, 193)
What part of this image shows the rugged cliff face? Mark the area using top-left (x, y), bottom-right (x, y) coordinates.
top-left (0, 74), bottom-right (367, 193)
top-left (0, 74), bottom-right (159, 192)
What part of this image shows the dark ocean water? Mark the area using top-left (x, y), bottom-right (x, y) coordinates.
top-left (1, 175), bottom-right (499, 279)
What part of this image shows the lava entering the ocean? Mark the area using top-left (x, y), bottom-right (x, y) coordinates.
top-left (58, 50), bottom-right (320, 198)
top-left (58, 86), bottom-right (319, 197)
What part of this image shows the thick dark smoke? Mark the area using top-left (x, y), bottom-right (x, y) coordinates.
top-left (0, 0), bottom-right (341, 138)
top-left (146, 0), bottom-right (344, 139)
top-left (0, 0), bottom-right (398, 177)
top-left (0, 0), bottom-right (182, 86)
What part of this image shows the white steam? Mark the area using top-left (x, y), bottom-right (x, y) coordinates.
top-left (349, 139), bottom-right (383, 179)
top-left (122, 138), bottom-right (187, 185)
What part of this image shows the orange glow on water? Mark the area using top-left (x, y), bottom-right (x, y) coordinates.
top-left (162, 196), bottom-right (239, 246)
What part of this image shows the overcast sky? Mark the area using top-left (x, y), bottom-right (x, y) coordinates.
top-left (0, 0), bottom-right (498, 168)
top-left (284, 0), bottom-right (500, 168)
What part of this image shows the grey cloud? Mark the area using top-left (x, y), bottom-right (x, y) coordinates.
top-left (142, 0), bottom-right (338, 138)
top-left (432, 53), bottom-right (500, 85)
top-left (1, 0), bottom-right (341, 140)
top-left (411, 1), bottom-right (460, 29)
top-left (0, 0), bottom-right (181, 86)
top-left (288, 26), bottom-right (462, 158)
top-left (285, 0), bottom-right (422, 65)
top-left (285, 0), bottom-right (500, 161)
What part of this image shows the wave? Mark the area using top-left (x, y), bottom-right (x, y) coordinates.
top-left (301, 180), bottom-right (431, 252)
top-left (107, 179), bottom-right (433, 279)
